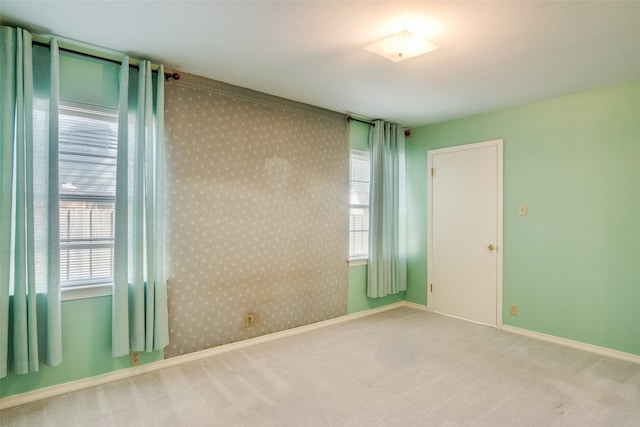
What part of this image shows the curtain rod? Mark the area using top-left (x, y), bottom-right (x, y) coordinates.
top-left (31, 40), bottom-right (180, 82)
top-left (347, 115), bottom-right (412, 137)
top-left (347, 115), bottom-right (374, 126)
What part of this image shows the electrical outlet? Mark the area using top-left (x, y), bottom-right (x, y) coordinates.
top-left (245, 313), bottom-right (255, 328)
top-left (518, 204), bottom-right (528, 216)
top-left (130, 351), bottom-right (141, 367)
top-left (509, 304), bottom-right (518, 316)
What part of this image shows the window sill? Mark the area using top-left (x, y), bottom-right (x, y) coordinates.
top-left (348, 258), bottom-right (368, 267)
top-left (62, 283), bottom-right (113, 301)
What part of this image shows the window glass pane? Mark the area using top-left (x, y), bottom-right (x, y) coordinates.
top-left (349, 207), bottom-right (369, 257)
top-left (349, 151), bottom-right (370, 258)
top-left (350, 156), bottom-right (370, 182)
top-left (350, 180), bottom-right (369, 206)
top-left (59, 102), bottom-right (118, 287)
top-left (59, 104), bottom-right (118, 197)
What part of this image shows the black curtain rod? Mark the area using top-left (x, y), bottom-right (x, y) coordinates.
top-left (32, 40), bottom-right (180, 81)
top-left (347, 115), bottom-right (374, 126)
top-left (347, 115), bottom-right (412, 137)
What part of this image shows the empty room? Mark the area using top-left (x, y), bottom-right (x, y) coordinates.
top-left (1, 1), bottom-right (639, 426)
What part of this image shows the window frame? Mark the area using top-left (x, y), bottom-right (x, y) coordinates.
top-left (349, 149), bottom-right (370, 264)
top-left (58, 100), bottom-right (118, 300)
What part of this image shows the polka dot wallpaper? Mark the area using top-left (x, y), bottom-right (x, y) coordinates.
top-left (164, 72), bottom-right (350, 358)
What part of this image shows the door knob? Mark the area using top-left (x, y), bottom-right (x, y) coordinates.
top-left (487, 244), bottom-right (496, 251)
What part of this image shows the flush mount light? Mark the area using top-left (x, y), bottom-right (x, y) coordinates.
top-left (365, 29), bottom-right (438, 62)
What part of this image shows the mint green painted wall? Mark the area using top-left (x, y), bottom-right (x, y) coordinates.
top-left (59, 50), bottom-right (120, 108)
top-left (0, 297), bottom-right (163, 398)
top-left (405, 131), bottom-right (429, 306)
top-left (348, 265), bottom-right (404, 312)
top-left (407, 79), bottom-right (640, 355)
top-left (349, 120), bottom-right (369, 151)
top-left (347, 121), bottom-right (406, 313)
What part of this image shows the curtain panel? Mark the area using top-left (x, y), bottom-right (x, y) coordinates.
top-left (367, 120), bottom-right (407, 298)
top-left (112, 58), bottom-right (169, 357)
top-left (0, 27), bottom-right (62, 378)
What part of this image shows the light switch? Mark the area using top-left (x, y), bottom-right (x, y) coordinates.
top-left (518, 203), bottom-right (528, 216)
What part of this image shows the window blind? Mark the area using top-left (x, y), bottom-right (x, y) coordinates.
top-left (58, 102), bottom-right (118, 287)
top-left (349, 151), bottom-right (370, 258)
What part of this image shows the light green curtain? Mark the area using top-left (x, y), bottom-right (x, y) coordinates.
top-left (367, 120), bottom-right (407, 298)
top-left (0, 27), bottom-right (62, 378)
top-left (112, 58), bottom-right (169, 357)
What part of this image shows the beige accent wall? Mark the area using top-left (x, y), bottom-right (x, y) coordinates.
top-left (164, 73), bottom-right (350, 357)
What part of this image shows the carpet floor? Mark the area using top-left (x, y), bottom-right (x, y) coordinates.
top-left (2, 306), bottom-right (639, 426)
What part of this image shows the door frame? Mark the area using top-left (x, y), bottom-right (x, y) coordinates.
top-left (426, 139), bottom-right (504, 328)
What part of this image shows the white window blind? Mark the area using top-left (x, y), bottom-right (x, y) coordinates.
top-left (349, 150), bottom-right (370, 258)
top-left (58, 102), bottom-right (118, 287)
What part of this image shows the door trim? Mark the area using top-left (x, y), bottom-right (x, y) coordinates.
top-left (426, 139), bottom-right (503, 328)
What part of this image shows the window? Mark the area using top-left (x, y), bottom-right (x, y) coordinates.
top-left (58, 102), bottom-right (118, 288)
top-left (349, 150), bottom-right (370, 259)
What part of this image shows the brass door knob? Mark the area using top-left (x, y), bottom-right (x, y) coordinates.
top-left (487, 244), bottom-right (496, 251)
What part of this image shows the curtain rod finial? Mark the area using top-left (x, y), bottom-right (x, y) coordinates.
top-left (164, 72), bottom-right (180, 82)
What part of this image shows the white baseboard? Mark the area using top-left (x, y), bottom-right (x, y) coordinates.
top-left (501, 324), bottom-right (640, 365)
top-left (0, 302), bottom-right (407, 410)
top-left (401, 301), bottom-right (429, 311)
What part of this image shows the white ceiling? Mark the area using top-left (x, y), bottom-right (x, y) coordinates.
top-left (2, 1), bottom-right (640, 127)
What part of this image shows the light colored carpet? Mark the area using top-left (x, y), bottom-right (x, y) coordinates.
top-left (2, 306), bottom-right (639, 426)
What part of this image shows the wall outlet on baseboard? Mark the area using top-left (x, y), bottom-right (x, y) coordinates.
top-left (510, 304), bottom-right (518, 316)
top-left (130, 351), bottom-right (141, 367)
top-left (245, 313), bottom-right (255, 328)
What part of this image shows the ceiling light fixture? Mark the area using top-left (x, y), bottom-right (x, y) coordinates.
top-left (365, 29), bottom-right (438, 63)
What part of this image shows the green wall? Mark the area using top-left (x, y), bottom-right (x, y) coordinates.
top-left (406, 79), bottom-right (640, 355)
top-left (348, 264), bottom-right (404, 313)
top-left (59, 50), bottom-right (120, 108)
top-left (349, 119), bottom-right (369, 151)
top-left (0, 297), bottom-right (162, 398)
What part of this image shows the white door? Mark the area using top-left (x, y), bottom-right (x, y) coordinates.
top-left (428, 140), bottom-right (502, 327)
